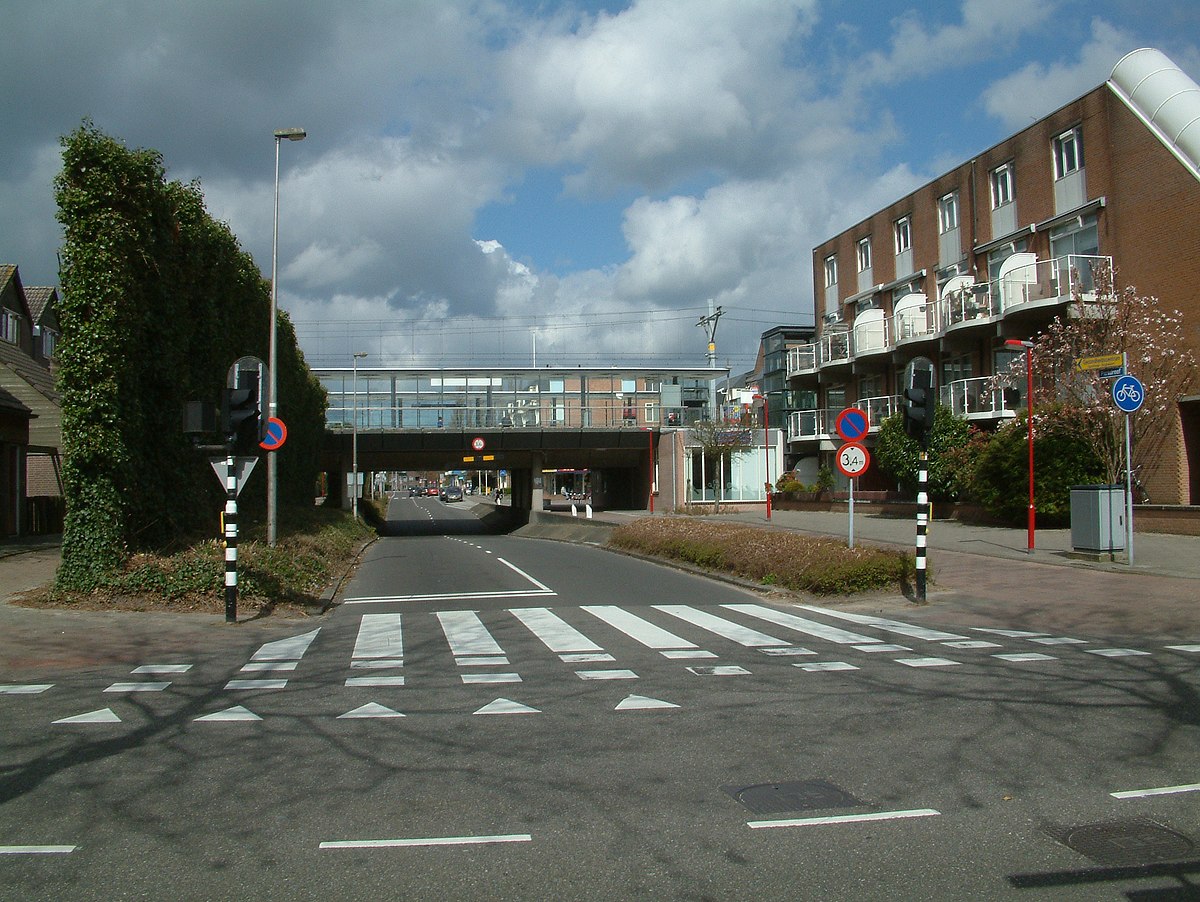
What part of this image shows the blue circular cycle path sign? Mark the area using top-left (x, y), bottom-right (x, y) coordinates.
top-left (1112, 375), bottom-right (1144, 413)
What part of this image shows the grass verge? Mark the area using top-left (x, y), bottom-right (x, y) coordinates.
top-left (14, 504), bottom-right (375, 618)
top-left (608, 517), bottom-right (915, 595)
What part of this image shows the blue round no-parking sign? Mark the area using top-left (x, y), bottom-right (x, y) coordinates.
top-left (259, 417), bottom-right (288, 451)
top-left (835, 407), bottom-right (869, 442)
top-left (1112, 375), bottom-right (1144, 413)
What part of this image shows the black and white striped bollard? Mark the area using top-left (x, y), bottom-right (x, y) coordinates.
top-left (224, 454), bottom-right (239, 622)
top-left (915, 449), bottom-right (928, 602)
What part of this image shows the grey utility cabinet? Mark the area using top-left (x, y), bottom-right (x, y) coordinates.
top-left (1069, 484), bottom-right (1126, 552)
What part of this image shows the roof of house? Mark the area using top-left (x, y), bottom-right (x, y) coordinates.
top-left (24, 286), bottom-right (57, 323)
top-left (0, 338), bottom-right (58, 404)
top-left (0, 384), bottom-right (33, 417)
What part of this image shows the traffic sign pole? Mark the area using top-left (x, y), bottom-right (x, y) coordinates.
top-left (836, 442), bottom-right (870, 549)
top-left (1112, 365), bottom-right (1144, 566)
top-left (848, 475), bottom-right (855, 549)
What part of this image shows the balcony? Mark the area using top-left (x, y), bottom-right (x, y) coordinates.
top-left (789, 255), bottom-right (1111, 378)
top-left (786, 343), bottom-right (818, 377)
top-left (995, 254), bottom-right (1103, 313)
top-left (940, 376), bottom-right (1020, 420)
top-left (820, 330), bottom-right (852, 367)
top-left (857, 394), bottom-right (901, 430)
top-left (788, 408), bottom-right (838, 442)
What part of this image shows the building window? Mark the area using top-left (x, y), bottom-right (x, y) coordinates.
top-left (1049, 213), bottom-right (1099, 259)
top-left (824, 255), bottom-right (838, 287)
top-left (937, 192), bottom-right (959, 234)
top-left (0, 308), bottom-right (19, 344)
top-left (990, 163), bottom-right (1013, 208)
top-left (1053, 127), bottom-right (1083, 180)
top-left (42, 328), bottom-right (58, 358)
top-left (893, 216), bottom-right (912, 254)
top-left (856, 237), bottom-right (872, 272)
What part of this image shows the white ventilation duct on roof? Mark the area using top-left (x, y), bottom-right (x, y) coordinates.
top-left (1109, 47), bottom-right (1200, 183)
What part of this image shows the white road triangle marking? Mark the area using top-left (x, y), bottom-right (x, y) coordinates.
top-left (473, 698), bottom-right (541, 715)
top-left (615, 695), bottom-right (680, 711)
top-left (194, 705), bottom-right (262, 722)
top-left (53, 708), bottom-right (121, 724)
top-left (338, 702), bottom-right (406, 719)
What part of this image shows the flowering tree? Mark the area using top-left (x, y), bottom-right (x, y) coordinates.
top-left (1006, 262), bottom-right (1196, 490)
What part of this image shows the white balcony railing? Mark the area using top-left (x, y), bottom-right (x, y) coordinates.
top-left (994, 254), bottom-right (1105, 311)
top-left (790, 255), bottom-right (1113, 380)
top-left (787, 408), bottom-right (843, 442)
top-left (856, 394), bottom-right (901, 429)
top-left (940, 376), bottom-right (1020, 419)
top-left (786, 343), bottom-right (818, 377)
top-left (820, 330), bottom-right (852, 366)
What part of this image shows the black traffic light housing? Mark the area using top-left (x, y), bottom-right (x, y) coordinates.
top-left (903, 369), bottom-right (934, 447)
top-left (222, 373), bottom-right (262, 454)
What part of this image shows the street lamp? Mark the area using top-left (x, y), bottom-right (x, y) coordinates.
top-left (1006, 338), bottom-right (1035, 553)
top-left (753, 393), bottom-right (771, 520)
top-left (352, 352), bottom-right (368, 520)
top-left (267, 126), bottom-right (306, 547)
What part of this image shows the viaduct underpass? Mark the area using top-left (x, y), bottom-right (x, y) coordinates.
top-left (313, 364), bottom-right (728, 514)
top-left (320, 426), bottom-right (662, 513)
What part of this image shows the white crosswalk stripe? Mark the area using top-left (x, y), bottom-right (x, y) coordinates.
top-left (324, 604), bottom-right (1171, 692)
top-left (580, 605), bottom-right (701, 651)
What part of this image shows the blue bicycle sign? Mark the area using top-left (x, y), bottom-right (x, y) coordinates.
top-left (1112, 374), bottom-right (1144, 413)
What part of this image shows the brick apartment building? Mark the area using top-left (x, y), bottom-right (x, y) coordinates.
top-left (788, 47), bottom-right (1200, 505)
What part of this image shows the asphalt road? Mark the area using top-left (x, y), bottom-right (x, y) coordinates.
top-left (2, 496), bottom-right (1199, 900)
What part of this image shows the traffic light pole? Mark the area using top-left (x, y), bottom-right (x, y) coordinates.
top-left (224, 453), bottom-right (239, 622)
top-left (915, 449), bottom-right (928, 603)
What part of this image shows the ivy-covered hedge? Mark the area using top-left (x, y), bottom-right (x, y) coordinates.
top-left (53, 123), bottom-right (326, 590)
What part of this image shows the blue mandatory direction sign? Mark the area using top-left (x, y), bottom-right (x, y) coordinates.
top-left (1112, 375), bottom-right (1145, 413)
top-left (835, 407), bottom-right (869, 442)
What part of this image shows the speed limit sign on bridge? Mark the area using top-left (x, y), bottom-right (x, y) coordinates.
top-left (836, 442), bottom-right (870, 478)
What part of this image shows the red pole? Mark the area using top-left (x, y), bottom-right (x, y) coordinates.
top-left (765, 400), bottom-right (771, 520)
top-left (755, 393), bottom-right (771, 520)
top-left (1026, 347), bottom-right (1035, 553)
top-left (647, 428), bottom-right (654, 513)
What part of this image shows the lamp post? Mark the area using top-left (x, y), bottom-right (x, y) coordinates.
top-left (753, 393), bottom-right (771, 520)
top-left (352, 352), bottom-right (367, 520)
top-left (267, 126), bottom-right (306, 547)
top-left (1006, 339), bottom-right (1035, 553)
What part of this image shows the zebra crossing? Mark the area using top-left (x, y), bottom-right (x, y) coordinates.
top-left (8, 603), bottom-right (1200, 725)
top-left (326, 602), bottom-right (1196, 687)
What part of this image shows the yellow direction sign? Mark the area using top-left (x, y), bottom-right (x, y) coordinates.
top-left (1076, 353), bottom-right (1124, 372)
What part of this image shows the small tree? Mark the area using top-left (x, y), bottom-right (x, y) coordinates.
top-left (971, 403), bottom-right (1105, 526)
top-left (875, 406), bottom-right (975, 501)
top-left (1005, 262), bottom-right (1196, 489)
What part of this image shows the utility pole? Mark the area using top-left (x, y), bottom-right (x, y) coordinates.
top-left (697, 301), bottom-right (723, 417)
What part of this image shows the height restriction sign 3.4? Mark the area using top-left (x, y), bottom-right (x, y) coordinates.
top-left (836, 442), bottom-right (870, 478)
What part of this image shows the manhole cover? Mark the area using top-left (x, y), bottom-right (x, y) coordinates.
top-left (722, 780), bottom-right (863, 816)
top-left (1047, 817), bottom-right (1195, 867)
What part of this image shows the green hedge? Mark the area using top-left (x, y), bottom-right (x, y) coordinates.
top-left (53, 123), bottom-right (326, 590)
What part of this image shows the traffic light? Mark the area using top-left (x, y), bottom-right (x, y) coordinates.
top-left (903, 369), bottom-right (934, 447)
top-left (222, 374), bottom-right (262, 454)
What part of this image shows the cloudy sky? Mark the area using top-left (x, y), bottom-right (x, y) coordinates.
top-left (4, 0), bottom-right (1199, 374)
